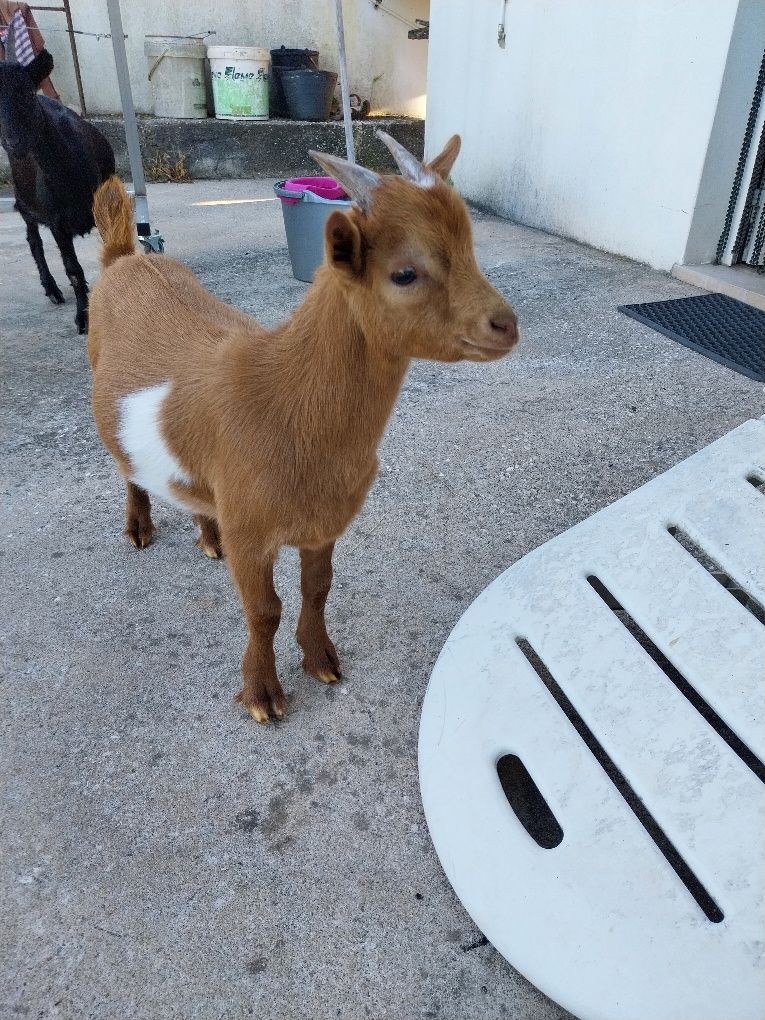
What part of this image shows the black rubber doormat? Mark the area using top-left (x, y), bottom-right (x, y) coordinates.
top-left (618, 293), bottom-right (765, 382)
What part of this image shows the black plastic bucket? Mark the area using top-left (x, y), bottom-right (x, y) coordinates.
top-left (269, 47), bottom-right (318, 118)
top-left (281, 68), bottom-right (337, 122)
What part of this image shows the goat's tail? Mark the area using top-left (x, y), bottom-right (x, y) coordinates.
top-left (93, 176), bottom-right (136, 269)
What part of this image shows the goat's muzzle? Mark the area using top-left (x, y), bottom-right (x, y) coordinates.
top-left (461, 306), bottom-right (519, 356)
top-left (486, 308), bottom-right (520, 350)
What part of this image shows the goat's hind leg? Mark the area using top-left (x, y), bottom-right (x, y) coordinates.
top-left (21, 215), bottom-right (64, 305)
top-left (124, 481), bottom-right (156, 549)
top-left (194, 514), bottom-right (223, 559)
top-left (297, 543), bottom-right (341, 685)
top-left (50, 226), bottom-right (88, 334)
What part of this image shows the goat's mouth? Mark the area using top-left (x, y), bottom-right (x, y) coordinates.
top-left (458, 335), bottom-right (518, 356)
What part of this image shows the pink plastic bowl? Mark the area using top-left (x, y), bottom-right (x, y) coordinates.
top-left (278, 176), bottom-right (348, 205)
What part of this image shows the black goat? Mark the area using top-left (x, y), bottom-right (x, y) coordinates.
top-left (0, 40), bottom-right (115, 334)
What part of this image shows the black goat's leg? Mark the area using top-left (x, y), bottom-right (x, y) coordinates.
top-left (50, 227), bottom-right (88, 334)
top-left (21, 214), bottom-right (64, 305)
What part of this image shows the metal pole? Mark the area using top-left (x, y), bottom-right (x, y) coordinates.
top-left (105, 0), bottom-right (151, 236)
top-left (334, 0), bottom-right (355, 163)
top-left (61, 0), bottom-right (86, 114)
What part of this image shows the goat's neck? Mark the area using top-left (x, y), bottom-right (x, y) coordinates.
top-left (271, 273), bottom-right (409, 455)
top-left (31, 104), bottom-right (81, 182)
top-left (29, 106), bottom-right (58, 173)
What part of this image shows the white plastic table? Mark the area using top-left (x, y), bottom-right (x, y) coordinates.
top-left (419, 418), bottom-right (765, 1020)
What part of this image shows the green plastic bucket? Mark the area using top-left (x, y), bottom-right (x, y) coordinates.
top-left (207, 46), bottom-right (270, 120)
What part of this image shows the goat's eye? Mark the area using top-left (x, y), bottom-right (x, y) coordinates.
top-left (390, 266), bottom-right (418, 286)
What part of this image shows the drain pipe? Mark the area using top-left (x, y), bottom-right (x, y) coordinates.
top-left (334, 0), bottom-right (355, 163)
top-left (105, 0), bottom-right (164, 252)
top-left (498, 0), bottom-right (509, 47)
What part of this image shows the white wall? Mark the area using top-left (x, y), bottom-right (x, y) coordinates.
top-left (33, 0), bottom-right (428, 118)
top-left (426, 0), bottom-right (763, 270)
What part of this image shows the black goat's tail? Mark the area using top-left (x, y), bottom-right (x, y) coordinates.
top-left (93, 176), bottom-right (136, 269)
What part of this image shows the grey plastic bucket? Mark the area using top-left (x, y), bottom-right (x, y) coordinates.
top-left (275, 181), bottom-right (351, 282)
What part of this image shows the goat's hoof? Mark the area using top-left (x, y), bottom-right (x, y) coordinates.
top-left (47, 288), bottom-right (65, 305)
top-left (76, 310), bottom-right (88, 335)
top-left (302, 641), bottom-right (342, 685)
top-left (234, 686), bottom-right (287, 724)
top-left (194, 515), bottom-right (223, 559)
top-left (196, 535), bottom-right (223, 560)
top-left (124, 520), bottom-right (156, 549)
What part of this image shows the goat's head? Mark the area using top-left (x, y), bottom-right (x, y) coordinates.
top-left (310, 132), bottom-right (518, 363)
top-left (0, 27), bottom-right (54, 159)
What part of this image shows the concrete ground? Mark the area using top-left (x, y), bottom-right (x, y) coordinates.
top-left (1, 179), bottom-right (762, 1020)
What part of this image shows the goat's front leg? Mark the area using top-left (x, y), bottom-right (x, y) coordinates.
top-left (225, 535), bottom-right (286, 723)
top-left (297, 543), bottom-right (341, 684)
top-left (21, 215), bottom-right (64, 305)
top-left (50, 226), bottom-right (88, 334)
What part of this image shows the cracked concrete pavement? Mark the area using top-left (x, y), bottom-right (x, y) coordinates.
top-left (1, 178), bottom-right (762, 1020)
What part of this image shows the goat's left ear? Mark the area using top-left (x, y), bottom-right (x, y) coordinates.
top-left (324, 210), bottom-right (365, 278)
top-left (25, 49), bottom-right (54, 89)
top-left (426, 134), bottom-right (461, 180)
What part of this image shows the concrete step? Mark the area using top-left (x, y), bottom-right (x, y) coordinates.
top-left (0, 115), bottom-right (424, 183)
top-left (672, 262), bottom-right (765, 312)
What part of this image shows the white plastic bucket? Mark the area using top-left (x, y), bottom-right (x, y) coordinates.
top-left (144, 37), bottom-right (207, 119)
top-left (207, 46), bottom-right (270, 120)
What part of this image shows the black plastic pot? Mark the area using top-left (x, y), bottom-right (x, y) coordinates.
top-left (269, 47), bottom-right (319, 118)
top-left (281, 68), bottom-right (337, 122)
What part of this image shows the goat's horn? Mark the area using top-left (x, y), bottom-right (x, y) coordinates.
top-left (376, 129), bottom-right (436, 187)
top-left (4, 19), bottom-right (19, 63)
top-left (308, 150), bottom-right (380, 211)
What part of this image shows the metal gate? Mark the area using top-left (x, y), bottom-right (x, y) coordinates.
top-left (717, 49), bottom-right (765, 272)
top-left (739, 127), bottom-right (765, 270)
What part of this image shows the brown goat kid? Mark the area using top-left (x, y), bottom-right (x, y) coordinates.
top-left (88, 132), bottom-right (518, 724)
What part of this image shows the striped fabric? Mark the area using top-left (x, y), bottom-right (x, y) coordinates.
top-left (0, 8), bottom-right (35, 65)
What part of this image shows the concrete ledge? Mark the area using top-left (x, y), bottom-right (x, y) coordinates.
top-left (0, 115), bottom-right (422, 182)
top-left (672, 262), bottom-right (765, 311)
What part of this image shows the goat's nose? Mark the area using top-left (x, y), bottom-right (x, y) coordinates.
top-left (488, 308), bottom-right (519, 346)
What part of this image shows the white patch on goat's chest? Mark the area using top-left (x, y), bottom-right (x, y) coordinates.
top-left (118, 382), bottom-right (192, 510)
